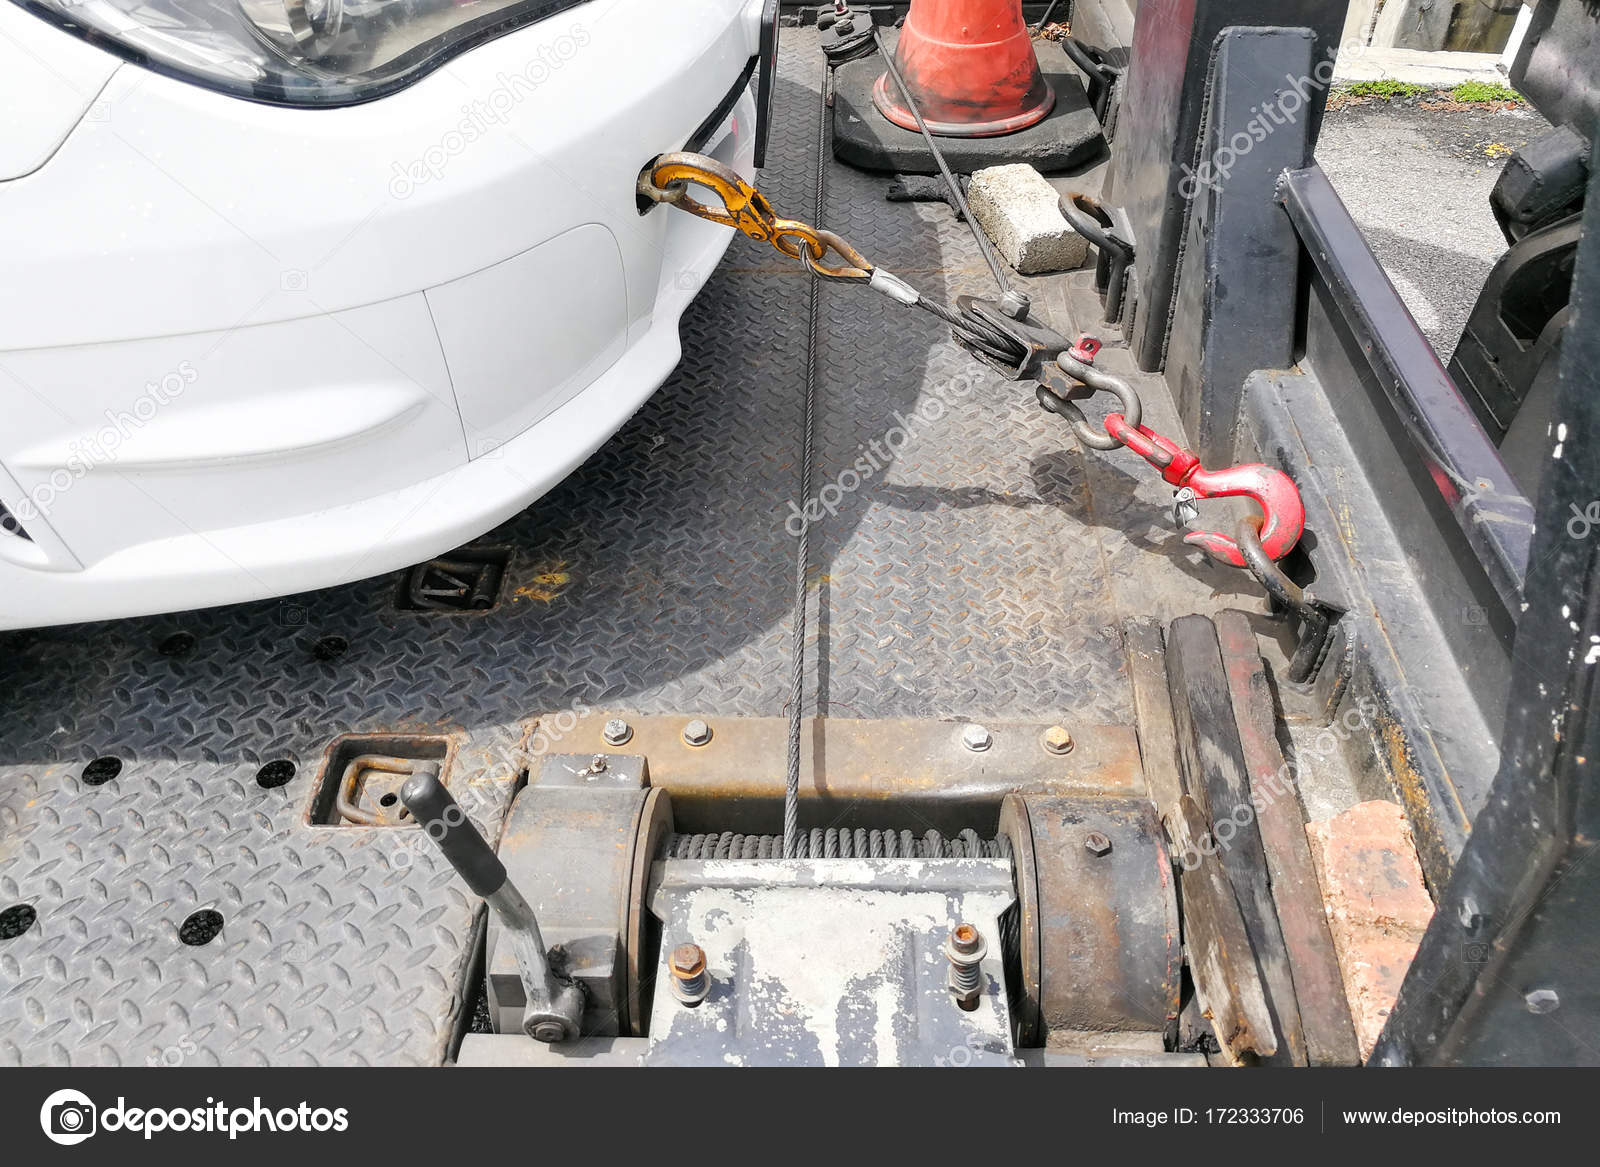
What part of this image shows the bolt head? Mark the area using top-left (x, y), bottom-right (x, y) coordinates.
top-left (530, 1021), bottom-right (566, 1043)
top-left (602, 718), bottom-right (632, 746)
top-left (1525, 988), bottom-right (1560, 1014)
top-left (682, 719), bottom-right (712, 747)
top-left (960, 724), bottom-right (992, 753)
top-left (998, 288), bottom-right (1031, 320)
top-left (1042, 725), bottom-right (1074, 755)
top-left (670, 943), bottom-right (707, 977)
top-left (1085, 831), bottom-right (1112, 857)
top-left (589, 754), bottom-right (607, 772)
top-left (950, 923), bottom-right (983, 955)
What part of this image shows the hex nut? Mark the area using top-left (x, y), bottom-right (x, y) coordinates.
top-left (1525, 988), bottom-right (1560, 1014)
top-left (1041, 725), bottom-right (1074, 755)
top-left (669, 943), bottom-right (711, 1007)
top-left (602, 718), bottom-right (633, 746)
top-left (682, 719), bottom-right (712, 747)
top-left (960, 724), bottom-right (992, 753)
top-left (670, 944), bottom-right (707, 977)
top-left (1084, 831), bottom-right (1112, 857)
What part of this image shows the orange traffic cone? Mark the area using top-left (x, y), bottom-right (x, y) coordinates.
top-left (872, 0), bottom-right (1055, 137)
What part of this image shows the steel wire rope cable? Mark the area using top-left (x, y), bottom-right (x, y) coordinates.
top-left (870, 24), bottom-right (1013, 301)
top-left (783, 61), bottom-right (832, 857)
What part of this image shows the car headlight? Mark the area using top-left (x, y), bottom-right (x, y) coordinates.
top-left (14, 0), bottom-right (589, 106)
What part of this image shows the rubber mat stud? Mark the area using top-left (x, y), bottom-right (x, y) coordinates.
top-left (81, 756), bottom-right (122, 786)
top-left (178, 909), bottom-right (224, 947)
top-left (0, 904), bottom-right (38, 941)
top-left (255, 760), bottom-right (296, 790)
top-left (157, 631), bottom-right (197, 658)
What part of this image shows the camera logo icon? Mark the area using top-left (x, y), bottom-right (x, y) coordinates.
top-left (40, 1088), bottom-right (97, 1145)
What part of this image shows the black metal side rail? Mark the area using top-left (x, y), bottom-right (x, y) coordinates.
top-left (1278, 166), bottom-right (1535, 615)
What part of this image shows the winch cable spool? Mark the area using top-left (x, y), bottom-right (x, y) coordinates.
top-left (664, 827), bottom-right (1013, 860)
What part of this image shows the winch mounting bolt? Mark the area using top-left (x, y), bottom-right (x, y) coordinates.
top-left (960, 724), bottom-right (992, 753)
top-left (944, 922), bottom-right (987, 1011)
top-left (682, 719), bottom-right (713, 748)
top-left (1085, 831), bottom-right (1112, 857)
top-left (999, 288), bottom-right (1031, 320)
top-left (1041, 725), bottom-right (1074, 755)
top-left (602, 718), bottom-right (633, 746)
top-left (1525, 988), bottom-right (1560, 1014)
top-left (669, 942), bottom-right (711, 1007)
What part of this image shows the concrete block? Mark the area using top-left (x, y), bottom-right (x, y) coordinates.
top-left (1306, 800), bottom-right (1435, 1060)
top-left (1333, 46), bottom-right (1508, 88)
top-left (967, 163), bottom-right (1089, 275)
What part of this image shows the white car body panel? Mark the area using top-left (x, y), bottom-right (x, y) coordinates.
top-left (0, 0), bottom-right (765, 629)
top-left (0, 8), bottom-right (119, 180)
top-left (427, 223), bottom-right (632, 449)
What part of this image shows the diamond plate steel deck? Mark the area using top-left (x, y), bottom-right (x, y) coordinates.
top-left (0, 31), bottom-right (1255, 1066)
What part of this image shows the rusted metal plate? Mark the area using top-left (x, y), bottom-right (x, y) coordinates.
top-left (625, 788), bottom-right (675, 1038)
top-left (490, 755), bottom-right (652, 1038)
top-left (998, 794), bottom-right (1042, 1047)
top-left (644, 859), bottom-right (1018, 1066)
top-left (1170, 794), bottom-right (1278, 1064)
top-left (1216, 611), bottom-right (1361, 1066)
top-left (1011, 793), bottom-right (1181, 1042)
top-left (535, 713), bottom-right (1144, 834)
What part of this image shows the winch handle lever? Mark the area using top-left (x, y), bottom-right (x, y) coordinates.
top-left (401, 772), bottom-right (584, 1043)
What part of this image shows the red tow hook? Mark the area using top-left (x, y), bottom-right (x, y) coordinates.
top-left (1102, 413), bottom-right (1306, 568)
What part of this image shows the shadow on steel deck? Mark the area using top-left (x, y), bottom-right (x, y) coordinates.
top-left (0, 32), bottom-right (1260, 1066)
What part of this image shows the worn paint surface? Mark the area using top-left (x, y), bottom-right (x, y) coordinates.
top-left (644, 859), bottom-right (1016, 1066)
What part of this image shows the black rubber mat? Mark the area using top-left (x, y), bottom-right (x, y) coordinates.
top-left (0, 31), bottom-right (1258, 1066)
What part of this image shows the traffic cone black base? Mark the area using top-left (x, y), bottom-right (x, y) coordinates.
top-left (832, 39), bottom-right (1105, 176)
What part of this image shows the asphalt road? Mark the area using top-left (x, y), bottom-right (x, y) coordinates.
top-left (1315, 99), bottom-right (1550, 360)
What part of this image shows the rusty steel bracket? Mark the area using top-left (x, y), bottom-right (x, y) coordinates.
top-left (401, 552), bottom-right (507, 612)
top-left (527, 712), bottom-right (1145, 835)
top-left (334, 754), bottom-right (436, 826)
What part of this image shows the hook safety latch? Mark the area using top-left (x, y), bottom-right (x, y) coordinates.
top-left (1102, 413), bottom-right (1306, 567)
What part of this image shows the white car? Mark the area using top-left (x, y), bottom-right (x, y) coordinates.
top-left (0, 0), bottom-right (776, 629)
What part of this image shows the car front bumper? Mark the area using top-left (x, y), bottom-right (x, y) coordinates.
top-left (0, 0), bottom-right (762, 629)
